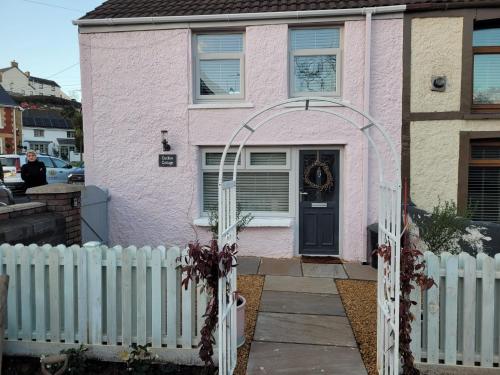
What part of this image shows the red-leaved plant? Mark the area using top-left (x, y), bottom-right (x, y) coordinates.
top-left (181, 240), bottom-right (237, 369)
top-left (377, 243), bottom-right (434, 374)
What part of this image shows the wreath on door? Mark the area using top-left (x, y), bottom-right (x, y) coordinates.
top-left (303, 160), bottom-right (334, 192)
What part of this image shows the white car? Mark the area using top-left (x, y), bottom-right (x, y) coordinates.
top-left (0, 154), bottom-right (76, 194)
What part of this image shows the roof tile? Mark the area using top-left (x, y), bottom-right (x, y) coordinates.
top-left (80, 0), bottom-right (500, 19)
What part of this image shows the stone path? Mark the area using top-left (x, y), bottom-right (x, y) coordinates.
top-left (239, 256), bottom-right (377, 375)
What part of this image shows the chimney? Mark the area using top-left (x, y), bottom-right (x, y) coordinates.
top-left (25, 71), bottom-right (30, 77)
top-left (11, 60), bottom-right (18, 68)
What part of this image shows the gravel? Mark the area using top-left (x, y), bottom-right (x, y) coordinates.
top-left (336, 279), bottom-right (377, 375)
top-left (234, 275), bottom-right (265, 375)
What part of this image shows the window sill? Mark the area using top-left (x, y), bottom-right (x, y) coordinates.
top-left (193, 217), bottom-right (293, 228)
top-left (188, 102), bottom-right (254, 110)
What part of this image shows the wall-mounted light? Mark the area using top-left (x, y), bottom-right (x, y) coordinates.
top-left (431, 75), bottom-right (447, 92)
top-left (161, 130), bottom-right (171, 152)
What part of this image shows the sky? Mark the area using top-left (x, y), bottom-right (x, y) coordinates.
top-left (0, 0), bottom-right (105, 101)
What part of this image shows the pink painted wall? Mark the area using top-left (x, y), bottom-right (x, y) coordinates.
top-left (79, 18), bottom-right (402, 261)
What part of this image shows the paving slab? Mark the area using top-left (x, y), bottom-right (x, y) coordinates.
top-left (247, 341), bottom-right (367, 375)
top-left (343, 263), bottom-right (378, 281)
top-left (258, 258), bottom-right (302, 276)
top-left (237, 256), bottom-right (261, 275)
top-left (260, 291), bottom-right (345, 316)
top-left (254, 312), bottom-right (357, 347)
top-left (264, 275), bottom-right (338, 294)
top-left (302, 263), bottom-right (348, 279)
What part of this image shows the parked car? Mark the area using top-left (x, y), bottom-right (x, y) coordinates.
top-left (67, 163), bottom-right (84, 184)
top-left (0, 154), bottom-right (76, 194)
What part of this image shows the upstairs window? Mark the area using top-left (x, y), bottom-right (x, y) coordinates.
top-left (473, 21), bottom-right (500, 112)
top-left (67, 131), bottom-right (75, 138)
top-left (468, 139), bottom-right (500, 223)
top-left (290, 28), bottom-right (341, 97)
top-left (34, 129), bottom-right (44, 137)
top-left (195, 33), bottom-right (244, 101)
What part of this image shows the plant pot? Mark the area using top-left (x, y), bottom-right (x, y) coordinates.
top-left (237, 295), bottom-right (246, 348)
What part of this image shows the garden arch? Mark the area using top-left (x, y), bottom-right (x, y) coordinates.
top-left (217, 97), bottom-right (401, 375)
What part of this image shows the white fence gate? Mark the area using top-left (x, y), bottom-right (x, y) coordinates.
top-left (0, 243), bottom-right (207, 364)
top-left (411, 251), bottom-right (500, 368)
top-left (217, 178), bottom-right (238, 375)
top-left (377, 183), bottom-right (401, 375)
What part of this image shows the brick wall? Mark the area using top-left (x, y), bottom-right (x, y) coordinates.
top-left (0, 202), bottom-right (66, 245)
top-left (27, 184), bottom-right (83, 246)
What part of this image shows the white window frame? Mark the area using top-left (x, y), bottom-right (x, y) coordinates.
top-left (34, 129), bottom-right (44, 137)
top-left (194, 33), bottom-right (245, 102)
top-left (201, 147), bottom-right (293, 217)
top-left (0, 110), bottom-right (3, 129)
top-left (67, 131), bottom-right (75, 138)
top-left (39, 83), bottom-right (43, 89)
top-left (289, 27), bottom-right (342, 97)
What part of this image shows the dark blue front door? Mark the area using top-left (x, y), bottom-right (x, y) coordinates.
top-left (299, 150), bottom-right (340, 255)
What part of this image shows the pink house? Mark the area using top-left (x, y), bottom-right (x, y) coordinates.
top-left (75, 1), bottom-right (404, 262)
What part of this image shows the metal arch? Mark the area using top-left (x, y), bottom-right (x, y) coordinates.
top-left (217, 97), bottom-right (400, 189)
top-left (217, 97), bottom-right (401, 375)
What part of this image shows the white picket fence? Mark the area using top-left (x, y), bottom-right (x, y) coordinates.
top-left (0, 243), bottom-right (207, 364)
top-left (411, 251), bottom-right (500, 368)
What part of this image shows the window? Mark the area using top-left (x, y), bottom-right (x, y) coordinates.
top-left (467, 139), bottom-right (500, 223)
top-left (201, 148), bottom-right (291, 214)
top-left (473, 21), bottom-right (500, 111)
top-left (9, 82), bottom-right (13, 91)
top-left (34, 129), bottom-right (44, 137)
top-left (39, 83), bottom-right (43, 89)
top-left (290, 28), bottom-right (341, 97)
top-left (32, 143), bottom-right (48, 154)
top-left (51, 85), bottom-right (55, 91)
top-left (52, 158), bottom-right (68, 168)
top-left (195, 33), bottom-right (244, 101)
top-left (67, 131), bottom-right (75, 138)
top-left (38, 155), bottom-right (52, 166)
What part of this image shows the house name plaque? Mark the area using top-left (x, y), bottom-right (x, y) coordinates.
top-left (159, 154), bottom-right (177, 167)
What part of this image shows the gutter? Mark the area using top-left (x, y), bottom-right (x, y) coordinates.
top-left (73, 5), bottom-right (406, 26)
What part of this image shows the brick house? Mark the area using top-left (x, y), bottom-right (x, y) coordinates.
top-left (0, 85), bottom-right (21, 154)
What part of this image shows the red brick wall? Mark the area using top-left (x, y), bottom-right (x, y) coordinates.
top-left (28, 192), bottom-right (82, 246)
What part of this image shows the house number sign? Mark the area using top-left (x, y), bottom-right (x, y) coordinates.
top-left (159, 154), bottom-right (177, 167)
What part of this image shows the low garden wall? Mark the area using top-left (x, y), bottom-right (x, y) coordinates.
top-left (0, 203), bottom-right (66, 246)
top-left (1, 243), bottom-right (207, 365)
top-left (411, 251), bottom-right (500, 370)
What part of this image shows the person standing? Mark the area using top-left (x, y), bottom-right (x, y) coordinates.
top-left (21, 150), bottom-right (47, 189)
